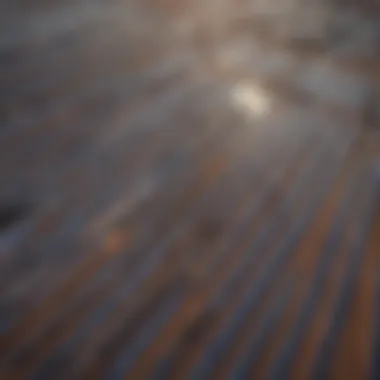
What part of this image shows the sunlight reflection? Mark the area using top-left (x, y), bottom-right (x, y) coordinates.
top-left (230, 81), bottom-right (272, 119)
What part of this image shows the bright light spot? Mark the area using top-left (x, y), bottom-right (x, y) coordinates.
top-left (230, 81), bottom-right (272, 119)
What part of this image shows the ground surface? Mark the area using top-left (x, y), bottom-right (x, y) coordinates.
top-left (1, 1), bottom-right (380, 379)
